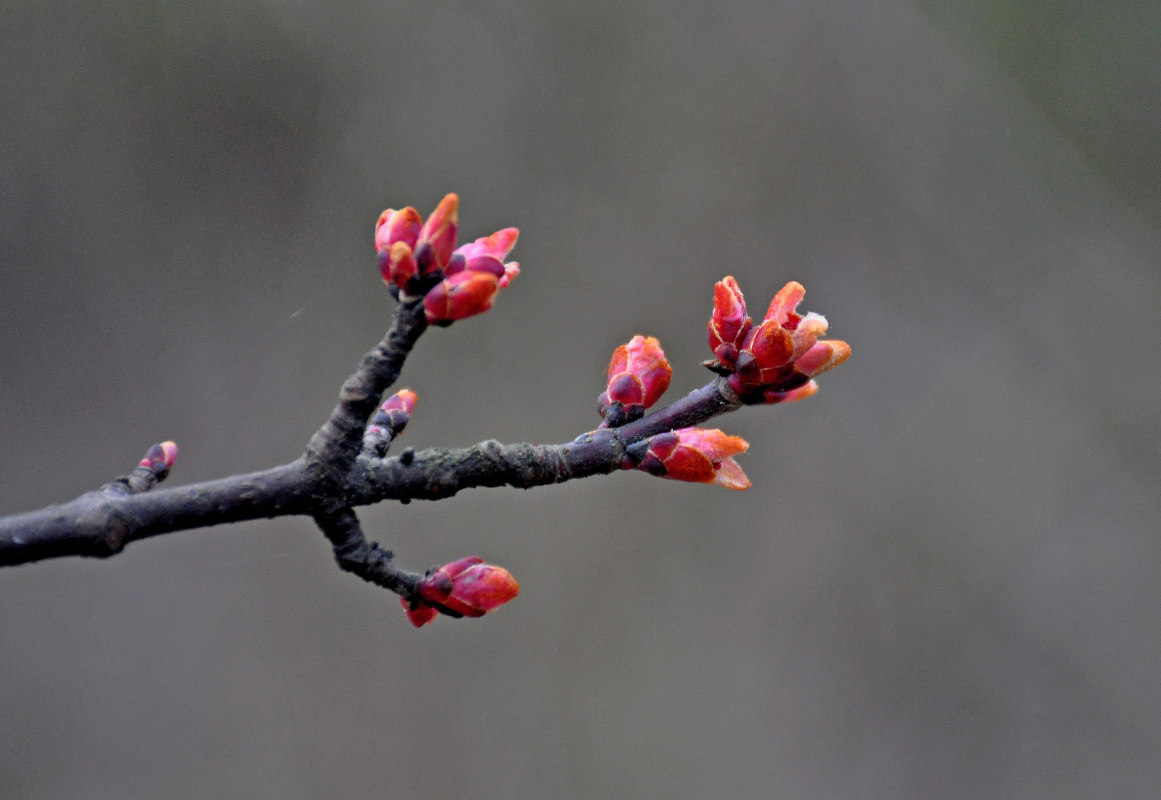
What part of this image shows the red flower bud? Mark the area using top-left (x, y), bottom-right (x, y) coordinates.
top-left (374, 196), bottom-right (520, 309)
top-left (598, 335), bottom-right (672, 426)
top-left (374, 207), bottom-right (422, 254)
top-left (403, 556), bottom-right (521, 627)
top-left (454, 227), bottom-right (519, 264)
top-left (416, 193), bottom-right (459, 270)
top-left (423, 271), bottom-right (502, 324)
top-left (707, 276), bottom-right (752, 368)
top-left (379, 241), bottom-right (419, 292)
top-left (708, 278), bottom-right (850, 400)
top-left (631, 428), bottom-right (750, 490)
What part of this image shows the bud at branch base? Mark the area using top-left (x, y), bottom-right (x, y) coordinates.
top-left (708, 276), bottom-right (751, 369)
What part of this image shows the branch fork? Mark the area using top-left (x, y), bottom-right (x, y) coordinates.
top-left (0, 194), bottom-right (850, 629)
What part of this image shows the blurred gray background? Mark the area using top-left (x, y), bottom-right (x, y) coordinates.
top-left (2, 1), bottom-right (1160, 797)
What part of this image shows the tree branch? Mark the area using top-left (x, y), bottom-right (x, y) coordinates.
top-left (0, 378), bottom-right (741, 567)
top-left (0, 195), bottom-right (849, 628)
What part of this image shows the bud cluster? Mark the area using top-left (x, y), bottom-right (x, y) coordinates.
top-left (707, 276), bottom-right (850, 404)
top-left (375, 194), bottom-right (519, 324)
top-left (370, 198), bottom-right (850, 627)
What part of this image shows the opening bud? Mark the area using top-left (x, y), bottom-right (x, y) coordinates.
top-left (708, 276), bottom-right (752, 368)
top-left (707, 278), bottom-right (850, 401)
top-left (630, 428), bottom-right (751, 490)
top-left (423, 271), bottom-right (502, 324)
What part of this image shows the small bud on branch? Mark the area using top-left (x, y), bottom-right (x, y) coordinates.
top-left (403, 556), bottom-right (521, 627)
top-left (598, 335), bottom-right (672, 427)
top-left (138, 441), bottom-right (179, 479)
top-left (626, 427), bottom-right (751, 490)
top-left (362, 389), bottom-right (419, 458)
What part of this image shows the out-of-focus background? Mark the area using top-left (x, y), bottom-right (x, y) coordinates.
top-left (3, 1), bottom-right (1159, 797)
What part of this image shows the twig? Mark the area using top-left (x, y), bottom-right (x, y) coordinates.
top-left (0, 197), bottom-right (849, 627)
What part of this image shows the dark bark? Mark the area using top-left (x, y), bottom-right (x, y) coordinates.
top-left (0, 284), bottom-right (741, 609)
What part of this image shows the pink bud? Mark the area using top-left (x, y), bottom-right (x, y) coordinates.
top-left (381, 388), bottom-right (418, 415)
top-left (708, 276), bottom-right (751, 367)
top-left (138, 440), bottom-right (179, 477)
top-left (454, 227), bottom-right (519, 263)
top-left (711, 278), bottom-right (850, 400)
top-left (138, 436), bottom-right (175, 469)
top-left (448, 253), bottom-right (506, 279)
top-left (411, 556), bottom-right (521, 622)
top-left (499, 262), bottom-right (520, 288)
top-left (374, 207), bottom-right (422, 254)
top-left (792, 339), bottom-right (851, 378)
top-left (448, 229), bottom-right (520, 287)
top-left (423, 271), bottom-right (502, 324)
top-left (159, 441), bottom-right (178, 468)
top-left (598, 335), bottom-right (672, 425)
top-left (416, 193), bottom-right (459, 270)
top-left (763, 280), bottom-right (806, 327)
top-left (380, 241), bottom-right (419, 291)
top-left (633, 428), bottom-right (751, 490)
top-left (374, 197), bottom-right (520, 308)
top-left (372, 388), bottom-right (418, 435)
